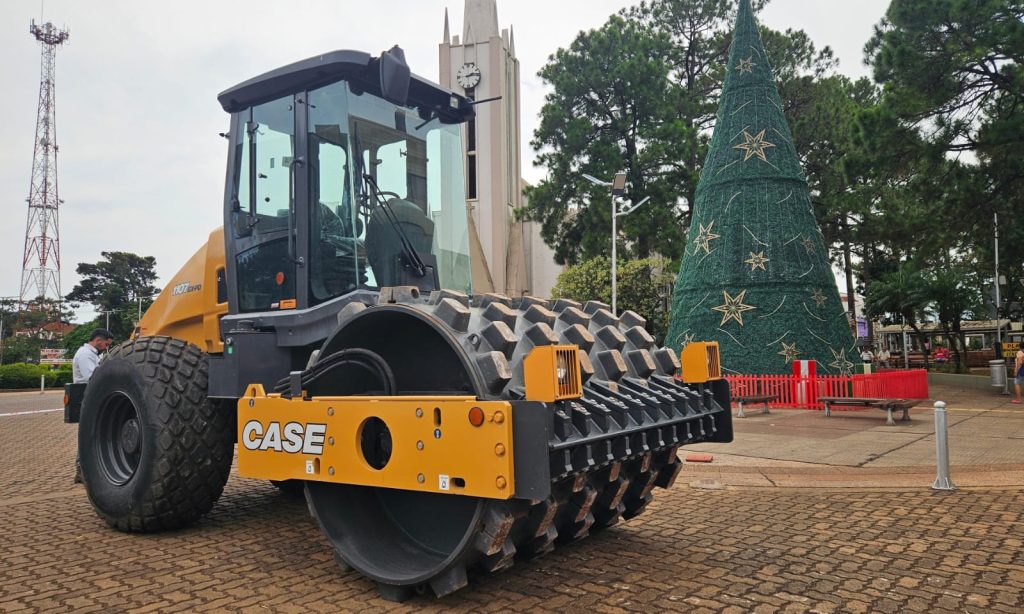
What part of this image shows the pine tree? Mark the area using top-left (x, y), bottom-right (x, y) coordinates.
top-left (665, 0), bottom-right (858, 375)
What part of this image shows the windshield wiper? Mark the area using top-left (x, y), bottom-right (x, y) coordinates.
top-left (414, 95), bottom-right (503, 130)
top-left (245, 120), bottom-right (260, 231)
top-left (361, 173), bottom-right (428, 278)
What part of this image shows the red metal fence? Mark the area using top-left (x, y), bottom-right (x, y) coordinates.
top-left (724, 369), bottom-right (929, 410)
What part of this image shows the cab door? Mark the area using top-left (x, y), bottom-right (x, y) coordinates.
top-left (226, 93), bottom-right (309, 314)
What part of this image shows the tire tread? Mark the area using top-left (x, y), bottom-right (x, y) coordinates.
top-left (86, 336), bottom-right (232, 532)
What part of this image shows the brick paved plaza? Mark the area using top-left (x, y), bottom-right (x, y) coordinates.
top-left (2, 389), bottom-right (1024, 613)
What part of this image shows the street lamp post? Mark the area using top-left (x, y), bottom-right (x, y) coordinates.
top-left (1, 307), bottom-right (7, 366)
top-left (582, 172), bottom-right (651, 314)
top-left (994, 212), bottom-right (1010, 395)
top-left (901, 315), bottom-right (910, 370)
top-left (612, 195), bottom-right (651, 314)
top-left (100, 310), bottom-right (116, 330)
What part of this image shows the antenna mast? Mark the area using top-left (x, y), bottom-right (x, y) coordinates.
top-left (20, 19), bottom-right (70, 325)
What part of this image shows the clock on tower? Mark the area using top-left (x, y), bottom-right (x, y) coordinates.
top-left (455, 62), bottom-right (481, 89)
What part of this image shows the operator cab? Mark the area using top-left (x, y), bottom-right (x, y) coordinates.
top-left (217, 47), bottom-right (474, 315)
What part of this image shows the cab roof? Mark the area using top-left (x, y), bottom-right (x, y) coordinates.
top-left (217, 48), bottom-right (474, 124)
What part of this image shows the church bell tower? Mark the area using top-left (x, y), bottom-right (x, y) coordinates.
top-left (439, 0), bottom-right (527, 296)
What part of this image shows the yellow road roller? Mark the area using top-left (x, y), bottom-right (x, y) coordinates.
top-left (69, 46), bottom-right (733, 601)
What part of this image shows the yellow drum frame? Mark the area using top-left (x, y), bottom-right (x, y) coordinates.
top-left (237, 385), bottom-right (516, 500)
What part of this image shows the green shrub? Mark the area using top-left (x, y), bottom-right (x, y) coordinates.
top-left (0, 363), bottom-right (71, 389)
top-left (552, 256), bottom-right (675, 343)
top-left (50, 365), bottom-right (73, 387)
top-left (0, 363), bottom-right (45, 389)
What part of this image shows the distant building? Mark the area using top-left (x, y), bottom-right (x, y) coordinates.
top-left (439, 0), bottom-right (562, 297)
top-left (839, 292), bottom-right (870, 341)
top-left (877, 319), bottom-right (1010, 352)
top-left (14, 321), bottom-right (75, 340)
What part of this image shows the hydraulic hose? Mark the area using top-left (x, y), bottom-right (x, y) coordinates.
top-left (272, 348), bottom-right (396, 398)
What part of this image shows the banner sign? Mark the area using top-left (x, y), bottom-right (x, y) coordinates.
top-left (40, 348), bottom-right (70, 365)
top-left (998, 342), bottom-right (1020, 360)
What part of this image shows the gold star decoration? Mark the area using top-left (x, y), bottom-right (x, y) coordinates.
top-left (801, 236), bottom-right (816, 254)
top-left (733, 129), bottom-right (776, 162)
top-left (712, 290), bottom-right (756, 327)
top-left (736, 56), bottom-right (757, 74)
top-left (777, 342), bottom-right (800, 364)
top-left (745, 251), bottom-right (769, 271)
top-left (810, 289), bottom-right (827, 308)
top-left (828, 347), bottom-right (855, 376)
top-left (692, 221), bottom-right (721, 255)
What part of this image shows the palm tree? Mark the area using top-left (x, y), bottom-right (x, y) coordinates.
top-left (924, 267), bottom-right (981, 373)
top-left (866, 263), bottom-right (930, 368)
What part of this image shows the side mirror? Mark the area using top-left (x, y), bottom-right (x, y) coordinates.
top-left (379, 46), bottom-right (410, 106)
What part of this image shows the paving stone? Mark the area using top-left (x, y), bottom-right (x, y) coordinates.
top-left (2, 403), bottom-right (1024, 612)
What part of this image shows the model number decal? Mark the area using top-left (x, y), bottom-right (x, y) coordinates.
top-left (171, 281), bottom-right (203, 296)
top-left (242, 420), bottom-right (327, 454)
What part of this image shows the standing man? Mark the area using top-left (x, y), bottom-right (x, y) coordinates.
top-left (860, 346), bottom-right (874, 365)
top-left (1014, 345), bottom-right (1024, 405)
top-left (73, 328), bottom-right (114, 384)
top-left (72, 329), bottom-right (113, 482)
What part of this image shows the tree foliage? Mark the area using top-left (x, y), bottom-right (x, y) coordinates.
top-left (65, 252), bottom-right (159, 339)
top-left (62, 318), bottom-right (102, 354)
top-left (0, 297), bottom-right (74, 365)
top-left (867, 0), bottom-right (1024, 156)
top-left (865, 262), bottom-right (932, 366)
top-left (552, 256), bottom-right (674, 342)
top-left (524, 15), bottom-right (683, 265)
top-left (925, 267), bottom-right (983, 371)
top-left (522, 0), bottom-right (835, 266)
top-left (863, 0), bottom-right (1024, 327)
top-left (522, 0), bottom-right (1024, 373)
top-left (11, 298), bottom-right (74, 338)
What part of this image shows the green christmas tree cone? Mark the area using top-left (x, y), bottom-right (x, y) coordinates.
top-left (666, 0), bottom-right (858, 375)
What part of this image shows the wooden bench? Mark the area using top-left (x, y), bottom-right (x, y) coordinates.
top-left (892, 352), bottom-right (926, 369)
top-left (733, 394), bottom-right (778, 418)
top-left (819, 397), bottom-right (922, 426)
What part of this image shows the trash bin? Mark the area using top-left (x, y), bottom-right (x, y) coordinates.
top-left (990, 359), bottom-right (1007, 388)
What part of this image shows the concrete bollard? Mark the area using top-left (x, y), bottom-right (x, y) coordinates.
top-left (40, 374), bottom-right (45, 394)
top-left (931, 401), bottom-right (957, 491)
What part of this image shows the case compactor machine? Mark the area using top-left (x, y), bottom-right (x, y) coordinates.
top-left (69, 46), bottom-right (733, 600)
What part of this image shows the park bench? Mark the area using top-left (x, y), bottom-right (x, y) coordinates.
top-left (733, 394), bottom-right (778, 418)
top-left (819, 396), bottom-right (922, 426)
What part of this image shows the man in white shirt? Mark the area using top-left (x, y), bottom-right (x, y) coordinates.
top-left (860, 347), bottom-right (874, 364)
top-left (877, 347), bottom-right (891, 368)
top-left (72, 329), bottom-right (114, 383)
top-left (72, 328), bottom-right (113, 483)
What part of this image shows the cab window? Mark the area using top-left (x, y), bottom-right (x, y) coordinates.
top-left (234, 95), bottom-right (297, 312)
top-left (308, 82), bottom-right (361, 303)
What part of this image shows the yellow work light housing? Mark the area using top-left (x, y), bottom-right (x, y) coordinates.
top-left (523, 345), bottom-right (582, 402)
top-left (680, 341), bottom-right (722, 383)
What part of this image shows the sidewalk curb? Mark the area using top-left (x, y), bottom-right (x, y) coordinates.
top-left (679, 464), bottom-right (1024, 490)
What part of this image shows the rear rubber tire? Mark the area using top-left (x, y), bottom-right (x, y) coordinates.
top-left (79, 336), bottom-right (233, 532)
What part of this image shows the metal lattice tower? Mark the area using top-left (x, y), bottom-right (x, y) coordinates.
top-left (19, 20), bottom-right (70, 308)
